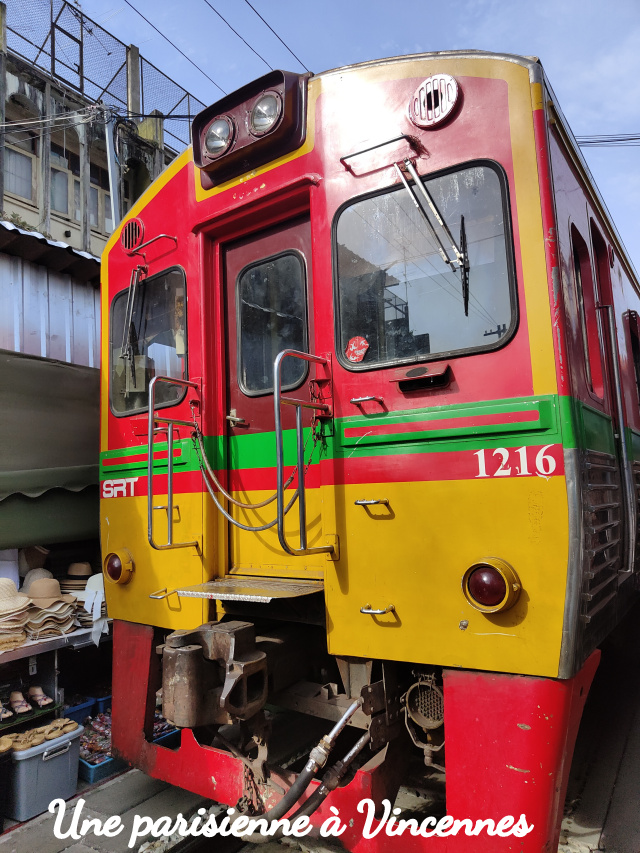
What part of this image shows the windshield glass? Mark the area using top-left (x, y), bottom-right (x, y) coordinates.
top-left (335, 162), bottom-right (514, 368)
top-left (110, 267), bottom-right (187, 415)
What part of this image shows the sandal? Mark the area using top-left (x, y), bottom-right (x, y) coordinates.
top-left (13, 730), bottom-right (45, 751)
top-left (27, 686), bottom-right (53, 708)
top-left (9, 691), bottom-right (32, 715)
top-left (0, 735), bottom-right (12, 753)
top-left (0, 701), bottom-right (13, 721)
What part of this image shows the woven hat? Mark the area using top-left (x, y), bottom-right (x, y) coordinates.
top-left (21, 568), bottom-right (53, 594)
top-left (0, 578), bottom-right (30, 616)
top-left (28, 578), bottom-right (76, 609)
top-left (67, 562), bottom-right (92, 578)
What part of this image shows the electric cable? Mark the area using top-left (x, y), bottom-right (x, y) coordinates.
top-left (242, 0), bottom-right (310, 72)
top-left (121, 0), bottom-right (226, 95)
top-left (200, 0), bottom-right (273, 71)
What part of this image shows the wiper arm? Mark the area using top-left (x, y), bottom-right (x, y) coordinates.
top-left (402, 159), bottom-right (465, 268)
top-left (394, 162), bottom-right (457, 270)
top-left (395, 159), bottom-right (470, 312)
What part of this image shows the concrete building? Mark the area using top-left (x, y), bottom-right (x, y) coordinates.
top-left (0, 0), bottom-right (204, 550)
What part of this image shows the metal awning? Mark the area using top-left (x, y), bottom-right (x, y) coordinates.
top-left (0, 221), bottom-right (100, 282)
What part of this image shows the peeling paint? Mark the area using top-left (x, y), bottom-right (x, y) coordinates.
top-left (506, 764), bottom-right (530, 773)
top-left (517, 723), bottom-right (531, 730)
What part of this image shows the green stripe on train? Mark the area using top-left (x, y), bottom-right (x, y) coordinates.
top-left (99, 394), bottom-right (620, 479)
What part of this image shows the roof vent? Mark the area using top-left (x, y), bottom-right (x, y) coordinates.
top-left (408, 74), bottom-right (459, 129)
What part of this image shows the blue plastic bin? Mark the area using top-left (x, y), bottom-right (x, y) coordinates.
top-left (65, 697), bottom-right (96, 724)
top-left (94, 696), bottom-right (112, 714)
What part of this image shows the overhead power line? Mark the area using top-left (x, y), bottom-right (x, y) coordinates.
top-left (242, 0), bottom-right (310, 73)
top-left (200, 0), bottom-right (273, 71)
top-left (577, 133), bottom-right (640, 147)
top-left (121, 0), bottom-right (226, 96)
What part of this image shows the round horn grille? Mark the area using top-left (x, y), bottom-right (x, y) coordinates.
top-left (406, 680), bottom-right (444, 730)
top-left (121, 218), bottom-right (144, 253)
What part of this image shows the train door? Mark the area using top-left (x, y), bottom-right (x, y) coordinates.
top-left (222, 217), bottom-right (326, 580)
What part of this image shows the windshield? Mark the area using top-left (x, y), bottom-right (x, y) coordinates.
top-left (110, 267), bottom-right (187, 415)
top-left (335, 162), bottom-right (515, 368)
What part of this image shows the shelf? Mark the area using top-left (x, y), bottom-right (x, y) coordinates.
top-left (0, 625), bottom-right (112, 665)
top-left (0, 701), bottom-right (62, 734)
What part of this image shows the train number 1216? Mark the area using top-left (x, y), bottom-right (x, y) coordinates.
top-left (474, 445), bottom-right (558, 479)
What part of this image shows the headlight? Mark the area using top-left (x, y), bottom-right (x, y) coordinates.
top-left (250, 93), bottom-right (281, 135)
top-left (204, 117), bottom-right (234, 157)
top-left (462, 558), bottom-right (521, 613)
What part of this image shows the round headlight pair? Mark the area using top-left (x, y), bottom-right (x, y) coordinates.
top-left (203, 92), bottom-right (282, 159)
top-left (462, 558), bottom-right (521, 613)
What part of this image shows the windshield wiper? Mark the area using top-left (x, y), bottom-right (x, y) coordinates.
top-left (120, 265), bottom-right (144, 387)
top-left (395, 159), bottom-right (470, 309)
top-left (460, 214), bottom-right (470, 316)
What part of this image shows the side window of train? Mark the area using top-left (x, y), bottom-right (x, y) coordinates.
top-left (625, 311), bottom-right (640, 409)
top-left (110, 267), bottom-right (188, 415)
top-left (237, 251), bottom-right (308, 395)
top-left (571, 225), bottom-right (604, 399)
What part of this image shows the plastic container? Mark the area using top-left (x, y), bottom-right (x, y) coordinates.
top-left (78, 753), bottom-right (126, 784)
top-left (94, 695), bottom-right (112, 714)
top-left (0, 748), bottom-right (11, 815)
top-left (65, 697), bottom-right (96, 724)
top-left (154, 729), bottom-right (180, 748)
top-left (2, 726), bottom-right (83, 821)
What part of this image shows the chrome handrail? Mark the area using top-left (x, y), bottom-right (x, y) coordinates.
top-left (273, 350), bottom-right (334, 557)
top-left (148, 375), bottom-right (201, 552)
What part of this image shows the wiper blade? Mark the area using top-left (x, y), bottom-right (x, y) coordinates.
top-left (120, 265), bottom-right (143, 386)
top-left (460, 214), bottom-right (470, 316)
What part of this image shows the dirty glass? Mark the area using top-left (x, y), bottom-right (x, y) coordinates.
top-left (110, 268), bottom-right (187, 415)
top-left (335, 163), bottom-right (514, 368)
top-left (237, 252), bottom-right (307, 394)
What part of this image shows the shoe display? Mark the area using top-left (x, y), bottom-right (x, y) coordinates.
top-left (27, 686), bottom-right (53, 708)
top-left (9, 691), bottom-right (32, 714)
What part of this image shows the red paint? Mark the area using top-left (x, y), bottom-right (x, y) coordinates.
top-left (344, 410), bottom-right (540, 438)
top-left (112, 620), bottom-right (598, 852)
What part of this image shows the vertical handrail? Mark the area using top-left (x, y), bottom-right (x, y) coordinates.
top-left (273, 350), bottom-right (334, 556)
top-left (147, 375), bottom-right (201, 551)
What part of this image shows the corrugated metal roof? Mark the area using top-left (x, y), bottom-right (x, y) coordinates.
top-left (0, 221), bottom-right (100, 282)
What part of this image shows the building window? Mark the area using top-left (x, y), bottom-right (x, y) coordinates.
top-left (4, 130), bottom-right (37, 202)
top-left (51, 167), bottom-right (69, 214)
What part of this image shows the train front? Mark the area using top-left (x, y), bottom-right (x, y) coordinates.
top-left (99, 52), bottom-right (595, 850)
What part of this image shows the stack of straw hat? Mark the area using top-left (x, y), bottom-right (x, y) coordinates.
top-left (0, 579), bottom-right (30, 652)
top-left (24, 578), bottom-right (76, 639)
top-left (59, 562), bottom-right (93, 598)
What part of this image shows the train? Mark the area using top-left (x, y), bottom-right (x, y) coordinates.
top-left (99, 50), bottom-right (640, 850)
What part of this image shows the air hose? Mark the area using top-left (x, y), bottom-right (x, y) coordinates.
top-left (234, 698), bottom-right (363, 842)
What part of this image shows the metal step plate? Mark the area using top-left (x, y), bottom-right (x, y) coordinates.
top-left (173, 577), bottom-right (324, 603)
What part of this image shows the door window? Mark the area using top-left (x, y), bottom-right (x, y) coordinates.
top-left (237, 251), bottom-right (308, 395)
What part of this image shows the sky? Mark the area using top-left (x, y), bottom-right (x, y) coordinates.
top-left (73, 0), bottom-right (640, 267)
